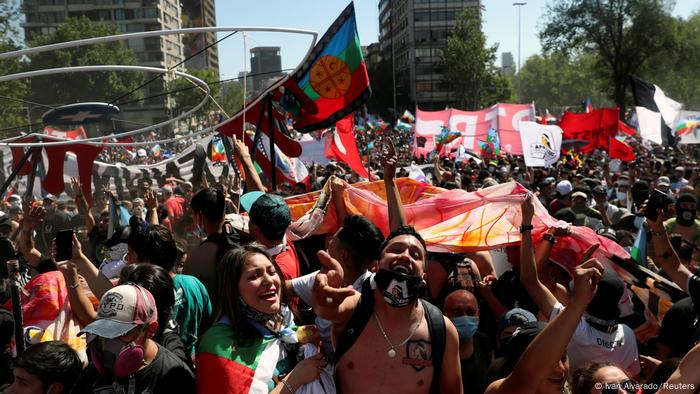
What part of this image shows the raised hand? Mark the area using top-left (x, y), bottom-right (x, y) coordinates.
top-left (70, 177), bottom-right (82, 198)
top-left (101, 183), bottom-right (111, 197)
top-left (571, 259), bottom-right (604, 308)
top-left (330, 176), bottom-right (347, 197)
top-left (24, 205), bottom-right (45, 231)
top-left (313, 250), bottom-right (354, 309)
top-left (521, 193), bottom-right (535, 225)
top-left (230, 171), bottom-right (243, 194)
top-left (380, 138), bottom-right (398, 181)
top-left (232, 134), bottom-right (250, 159)
top-left (144, 189), bottom-right (158, 211)
top-left (580, 244), bottom-right (600, 263)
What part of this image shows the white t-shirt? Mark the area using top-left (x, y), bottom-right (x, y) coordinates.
top-left (550, 302), bottom-right (640, 377)
top-left (291, 270), bottom-right (372, 359)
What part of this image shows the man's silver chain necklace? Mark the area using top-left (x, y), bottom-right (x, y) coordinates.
top-left (373, 307), bottom-right (423, 358)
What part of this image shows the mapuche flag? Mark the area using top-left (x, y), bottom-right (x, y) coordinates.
top-left (216, 2), bottom-right (370, 182)
top-left (279, 2), bottom-right (371, 133)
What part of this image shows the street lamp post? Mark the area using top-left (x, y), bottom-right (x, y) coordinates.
top-left (513, 2), bottom-right (526, 102)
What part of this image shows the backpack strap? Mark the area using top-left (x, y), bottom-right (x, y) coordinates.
top-left (334, 277), bottom-right (374, 363)
top-left (420, 299), bottom-right (446, 394)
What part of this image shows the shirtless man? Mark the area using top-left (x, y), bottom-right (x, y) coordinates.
top-left (312, 231), bottom-right (462, 394)
top-left (311, 138), bottom-right (462, 394)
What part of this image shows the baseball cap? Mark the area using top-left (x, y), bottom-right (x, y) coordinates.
top-left (571, 191), bottom-right (588, 200)
top-left (596, 227), bottom-right (618, 243)
top-left (657, 176), bottom-right (671, 187)
top-left (240, 192), bottom-right (291, 238)
top-left (592, 185), bottom-right (607, 195)
top-left (498, 308), bottom-right (537, 336)
top-left (43, 194), bottom-right (57, 202)
top-left (540, 177), bottom-right (556, 187)
top-left (555, 180), bottom-right (573, 197)
top-left (675, 166), bottom-right (685, 172)
top-left (500, 321), bottom-right (546, 377)
top-left (79, 284), bottom-right (157, 339)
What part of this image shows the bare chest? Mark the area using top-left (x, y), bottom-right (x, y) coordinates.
top-left (336, 319), bottom-right (434, 394)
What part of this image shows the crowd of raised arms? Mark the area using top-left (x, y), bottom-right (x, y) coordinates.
top-left (0, 131), bottom-right (698, 394)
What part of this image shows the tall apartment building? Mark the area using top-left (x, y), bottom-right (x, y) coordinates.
top-left (181, 0), bottom-right (218, 76)
top-left (22, 0), bottom-right (186, 131)
top-left (249, 46), bottom-right (283, 94)
top-left (501, 52), bottom-right (515, 76)
top-left (378, 0), bottom-right (481, 111)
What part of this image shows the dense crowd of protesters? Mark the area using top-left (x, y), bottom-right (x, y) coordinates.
top-left (0, 121), bottom-right (697, 394)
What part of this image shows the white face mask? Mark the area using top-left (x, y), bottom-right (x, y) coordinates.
top-left (616, 191), bottom-right (627, 202)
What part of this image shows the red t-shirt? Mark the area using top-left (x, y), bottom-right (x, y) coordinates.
top-left (272, 239), bottom-right (300, 281)
top-left (272, 239), bottom-right (300, 310)
top-left (164, 196), bottom-right (185, 221)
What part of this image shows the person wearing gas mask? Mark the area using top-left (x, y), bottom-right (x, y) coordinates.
top-left (664, 193), bottom-right (700, 248)
top-left (444, 289), bottom-right (491, 394)
top-left (76, 284), bottom-right (195, 393)
top-left (312, 138), bottom-right (462, 394)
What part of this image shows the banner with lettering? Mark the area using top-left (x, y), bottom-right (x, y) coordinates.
top-left (413, 103), bottom-right (535, 157)
top-left (519, 121), bottom-right (562, 167)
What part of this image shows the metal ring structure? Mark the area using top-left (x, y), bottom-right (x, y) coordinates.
top-left (0, 26), bottom-right (318, 147)
top-left (0, 65), bottom-right (210, 147)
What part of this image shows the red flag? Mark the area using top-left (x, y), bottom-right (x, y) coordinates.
top-left (114, 134), bottom-right (134, 151)
top-left (618, 120), bottom-right (637, 136)
top-left (559, 108), bottom-right (619, 152)
top-left (609, 137), bottom-right (635, 161)
top-left (44, 126), bottom-right (87, 140)
top-left (325, 114), bottom-right (368, 178)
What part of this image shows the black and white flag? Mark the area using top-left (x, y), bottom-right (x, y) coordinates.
top-left (629, 75), bottom-right (682, 146)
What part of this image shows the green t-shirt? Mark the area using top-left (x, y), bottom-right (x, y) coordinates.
top-left (173, 274), bottom-right (214, 356)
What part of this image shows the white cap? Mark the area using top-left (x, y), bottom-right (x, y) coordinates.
top-left (556, 180), bottom-right (573, 197)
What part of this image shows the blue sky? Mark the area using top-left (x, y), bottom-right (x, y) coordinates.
top-left (214, 0), bottom-right (699, 83)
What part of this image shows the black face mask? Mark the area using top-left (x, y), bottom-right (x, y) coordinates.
top-left (374, 268), bottom-right (425, 308)
top-left (677, 208), bottom-right (697, 226)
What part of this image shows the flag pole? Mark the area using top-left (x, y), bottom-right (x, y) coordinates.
top-left (267, 93), bottom-right (277, 190)
top-left (0, 146), bottom-right (36, 199)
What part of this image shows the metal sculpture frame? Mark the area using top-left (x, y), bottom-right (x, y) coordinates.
top-left (0, 26), bottom-right (318, 147)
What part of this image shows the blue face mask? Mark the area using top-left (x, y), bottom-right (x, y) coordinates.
top-left (451, 315), bottom-right (479, 341)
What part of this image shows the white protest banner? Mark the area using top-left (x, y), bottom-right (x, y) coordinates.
top-left (519, 121), bottom-right (562, 168)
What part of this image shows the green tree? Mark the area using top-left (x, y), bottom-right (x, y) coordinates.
top-left (519, 52), bottom-right (609, 113)
top-left (167, 68), bottom-right (221, 126)
top-left (27, 17), bottom-right (144, 117)
top-left (640, 12), bottom-right (700, 110)
top-left (443, 7), bottom-right (511, 109)
top-left (219, 79), bottom-right (243, 116)
top-left (0, 0), bottom-right (29, 135)
top-left (540, 0), bottom-right (677, 118)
